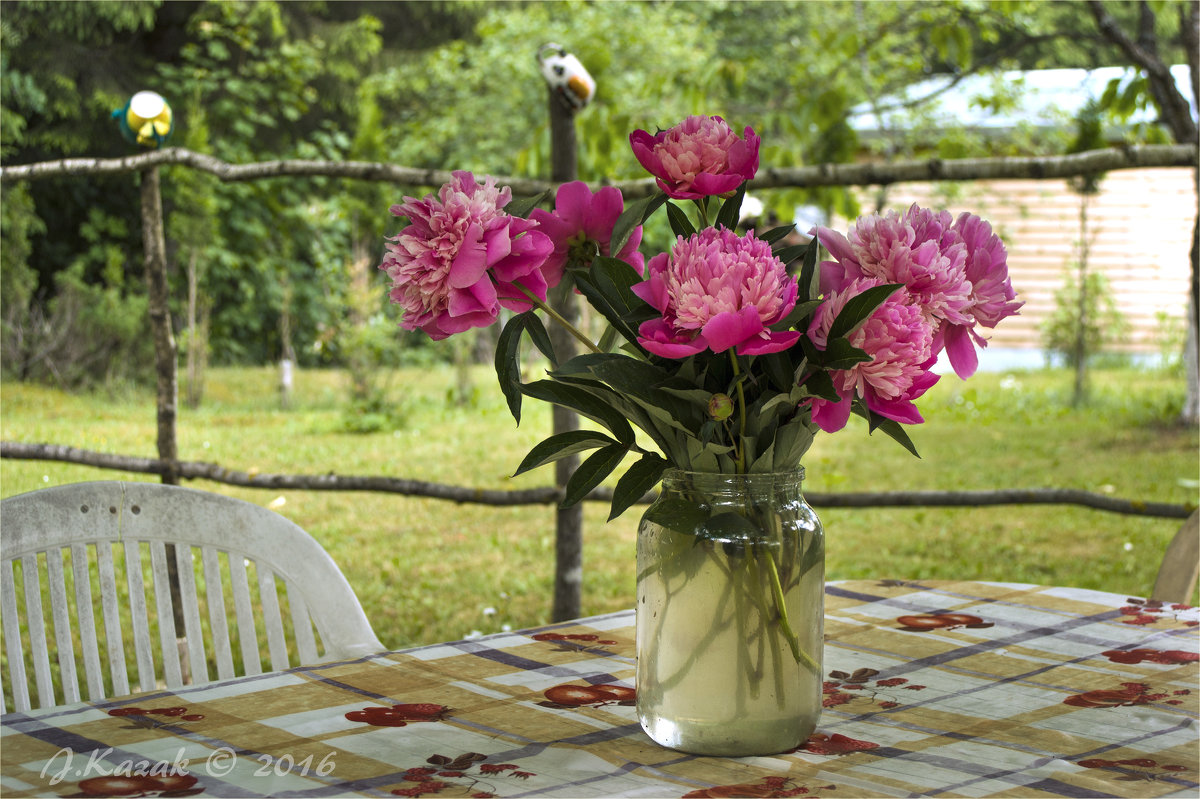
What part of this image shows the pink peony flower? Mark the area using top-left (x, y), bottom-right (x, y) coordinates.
top-left (806, 277), bottom-right (940, 433)
top-left (632, 228), bottom-right (800, 358)
top-left (529, 181), bottom-right (644, 284)
top-left (940, 212), bottom-right (1024, 377)
top-left (817, 204), bottom-right (973, 333)
top-left (629, 115), bottom-right (760, 200)
top-left (816, 203), bottom-right (1021, 379)
top-left (380, 171), bottom-right (553, 340)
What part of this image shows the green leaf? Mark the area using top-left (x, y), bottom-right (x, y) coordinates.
top-left (610, 191), bottom-right (667, 257)
top-left (827, 283), bottom-right (904, 341)
top-left (817, 337), bottom-right (872, 370)
top-left (856, 405), bottom-right (921, 458)
top-left (714, 182), bottom-right (746, 230)
top-left (761, 224), bottom-right (797, 245)
top-left (798, 239), bottom-right (821, 298)
top-left (561, 443), bottom-right (627, 508)
top-left (774, 243), bottom-right (808, 269)
top-left (520, 379), bottom-right (636, 444)
top-left (800, 369), bottom-right (840, 402)
top-left (504, 189), bottom-right (551, 219)
top-left (514, 430), bottom-right (620, 476)
top-left (772, 417), bottom-right (816, 472)
top-left (761, 351), bottom-right (796, 392)
top-left (666, 201), bottom-right (697, 238)
top-left (608, 452), bottom-right (668, 520)
top-left (573, 256), bottom-right (652, 349)
top-left (705, 511), bottom-right (760, 541)
top-left (523, 312), bottom-right (557, 367)
top-left (643, 496), bottom-right (710, 538)
top-left (494, 313), bottom-right (526, 422)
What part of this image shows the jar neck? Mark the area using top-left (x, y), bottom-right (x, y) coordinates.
top-left (660, 469), bottom-right (806, 500)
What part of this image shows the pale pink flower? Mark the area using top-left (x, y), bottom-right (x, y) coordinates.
top-left (806, 277), bottom-right (939, 433)
top-left (816, 203), bottom-right (1021, 379)
top-left (380, 171), bottom-right (553, 340)
top-left (529, 181), bottom-right (644, 284)
top-left (817, 204), bottom-right (972, 331)
top-left (632, 228), bottom-right (800, 358)
top-left (629, 115), bottom-right (760, 200)
top-left (940, 212), bottom-right (1024, 377)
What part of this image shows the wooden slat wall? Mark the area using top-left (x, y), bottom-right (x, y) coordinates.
top-left (844, 168), bottom-right (1195, 353)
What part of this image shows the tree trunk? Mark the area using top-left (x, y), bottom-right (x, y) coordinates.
top-left (1072, 193), bottom-right (1091, 406)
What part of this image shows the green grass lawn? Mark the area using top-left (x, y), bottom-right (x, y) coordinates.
top-left (2, 362), bottom-right (1196, 653)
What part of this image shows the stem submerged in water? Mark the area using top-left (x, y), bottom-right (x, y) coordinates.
top-left (764, 547), bottom-right (819, 674)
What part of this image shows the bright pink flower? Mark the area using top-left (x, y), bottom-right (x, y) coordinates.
top-left (632, 228), bottom-right (800, 358)
top-left (629, 115), bottom-right (760, 200)
top-left (529, 181), bottom-right (644, 283)
top-left (380, 171), bottom-right (553, 340)
top-left (806, 277), bottom-right (939, 433)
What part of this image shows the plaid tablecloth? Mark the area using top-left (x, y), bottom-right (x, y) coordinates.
top-left (2, 580), bottom-right (1197, 798)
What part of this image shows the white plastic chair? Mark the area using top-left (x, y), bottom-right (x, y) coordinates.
top-left (1, 480), bottom-right (385, 713)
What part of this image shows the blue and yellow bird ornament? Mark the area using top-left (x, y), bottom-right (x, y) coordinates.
top-left (113, 91), bottom-right (173, 149)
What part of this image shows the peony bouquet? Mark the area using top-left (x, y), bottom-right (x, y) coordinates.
top-left (379, 115), bottom-right (1022, 520)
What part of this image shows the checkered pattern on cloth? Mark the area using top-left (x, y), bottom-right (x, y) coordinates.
top-left (2, 581), bottom-right (1196, 798)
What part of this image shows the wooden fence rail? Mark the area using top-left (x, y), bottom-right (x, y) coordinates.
top-left (4, 441), bottom-right (1192, 520)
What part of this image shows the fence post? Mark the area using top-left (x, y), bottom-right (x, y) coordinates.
top-left (140, 164), bottom-right (189, 679)
top-left (547, 88), bottom-right (584, 622)
top-left (140, 165), bottom-right (179, 485)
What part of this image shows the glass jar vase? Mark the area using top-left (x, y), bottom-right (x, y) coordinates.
top-left (635, 469), bottom-right (824, 756)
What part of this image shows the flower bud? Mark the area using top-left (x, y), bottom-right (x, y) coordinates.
top-left (708, 393), bottom-right (734, 421)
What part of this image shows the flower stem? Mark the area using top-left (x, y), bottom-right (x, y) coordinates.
top-left (515, 284), bottom-right (603, 355)
top-left (765, 547), bottom-right (819, 675)
top-left (729, 350), bottom-right (748, 473)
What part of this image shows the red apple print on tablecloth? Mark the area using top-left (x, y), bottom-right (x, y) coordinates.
top-left (540, 683), bottom-right (635, 708)
top-left (1117, 598), bottom-right (1200, 627)
top-left (682, 776), bottom-right (837, 798)
top-left (896, 613), bottom-right (993, 632)
top-left (390, 753), bottom-right (535, 798)
top-left (105, 706), bottom-right (205, 729)
top-left (1076, 757), bottom-right (1191, 782)
top-left (797, 733), bottom-right (880, 755)
top-left (1101, 648), bottom-right (1199, 665)
top-left (62, 772), bottom-right (201, 797)
top-left (1063, 682), bottom-right (1184, 708)
top-left (822, 668), bottom-right (925, 710)
top-left (346, 703), bottom-right (450, 728)
top-left (531, 631), bottom-right (622, 654)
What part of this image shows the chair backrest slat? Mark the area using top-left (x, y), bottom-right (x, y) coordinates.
top-left (147, 540), bottom-right (183, 688)
top-left (2, 481), bottom-right (384, 710)
top-left (21, 553), bottom-right (55, 708)
top-left (286, 582), bottom-right (319, 664)
top-left (228, 552), bottom-right (262, 677)
top-left (256, 566), bottom-right (290, 673)
top-left (123, 541), bottom-right (158, 694)
top-left (172, 544), bottom-right (209, 684)
top-left (96, 541), bottom-right (130, 698)
top-left (201, 546), bottom-right (236, 681)
top-left (70, 543), bottom-right (104, 701)
top-left (45, 547), bottom-right (80, 705)
top-left (2, 558), bottom-right (29, 713)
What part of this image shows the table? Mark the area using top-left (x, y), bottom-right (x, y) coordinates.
top-left (2, 580), bottom-right (1197, 798)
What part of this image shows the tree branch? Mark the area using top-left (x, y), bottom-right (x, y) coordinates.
top-left (2, 145), bottom-right (1193, 196)
top-left (3, 441), bottom-right (1191, 519)
top-left (1087, 0), bottom-right (1198, 144)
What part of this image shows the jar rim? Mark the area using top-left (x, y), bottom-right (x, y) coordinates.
top-left (663, 467), bottom-right (806, 479)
